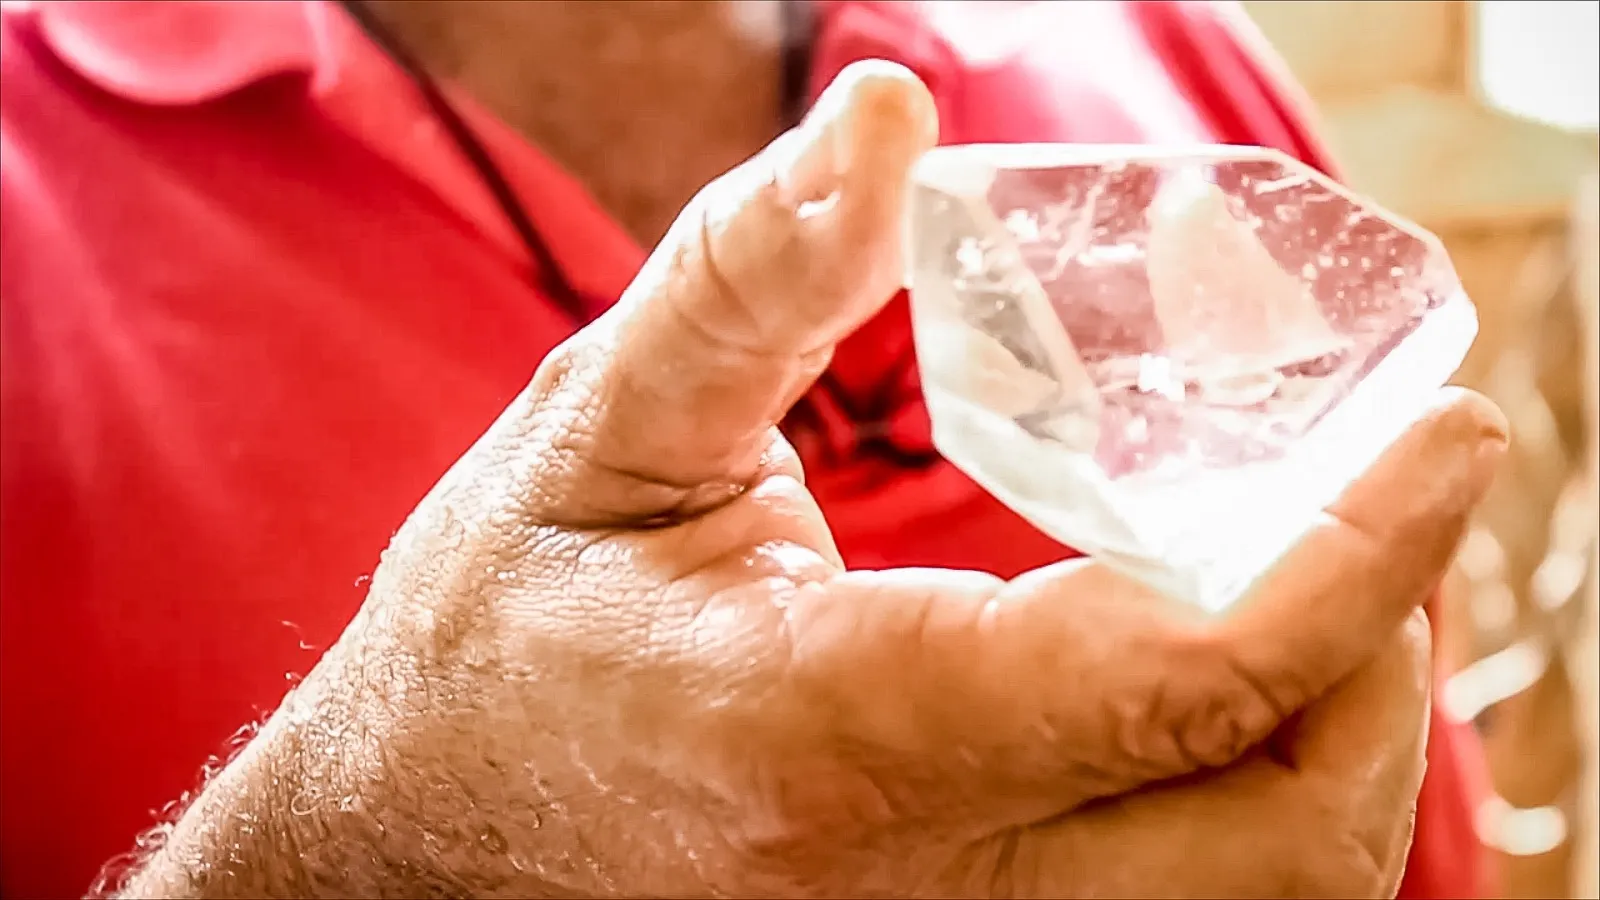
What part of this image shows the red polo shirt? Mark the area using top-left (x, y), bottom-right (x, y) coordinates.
top-left (0, 2), bottom-right (1487, 898)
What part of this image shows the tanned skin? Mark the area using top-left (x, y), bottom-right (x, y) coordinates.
top-left (363, 0), bottom-right (789, 246)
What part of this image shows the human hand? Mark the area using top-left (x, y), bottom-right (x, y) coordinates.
top-left (120, 61), bottom-right (1507, 900)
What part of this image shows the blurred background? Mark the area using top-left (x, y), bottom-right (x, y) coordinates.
top-left (1240, 2), bottom-right (1598, 897)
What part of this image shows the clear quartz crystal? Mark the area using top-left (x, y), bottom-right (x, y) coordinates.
top-left (906, 144), bottom-right (1479, 612)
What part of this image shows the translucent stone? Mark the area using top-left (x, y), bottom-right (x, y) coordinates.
top-left (906, 144), bottom-right (1478, 612)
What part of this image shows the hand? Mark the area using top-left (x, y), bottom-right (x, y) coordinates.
top-left (119, 62), bottom-right (1507, 900)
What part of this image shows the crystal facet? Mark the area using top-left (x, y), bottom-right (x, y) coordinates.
top-left (906, 144), bottom-right (1478, 612)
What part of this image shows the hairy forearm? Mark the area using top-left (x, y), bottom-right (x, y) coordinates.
top-left (110, 640), bottom-right (581, 900)
top-left (114, 668), bottom-right (392, 899)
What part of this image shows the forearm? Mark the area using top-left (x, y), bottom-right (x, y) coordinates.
top-left (110, 638), bottom-right (580, 900)
top-left (114, 667), bottom-right (391, 899)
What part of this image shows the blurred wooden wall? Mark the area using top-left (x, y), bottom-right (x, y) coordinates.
top-left (1574, 172), bottom-right (1597, 900)
top-left (1242, 3), bottom-right (1600, 898)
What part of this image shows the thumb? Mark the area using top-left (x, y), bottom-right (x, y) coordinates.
top-left (1213, 387), bottom-right (1505, 720)
top-left (817, 388), bottom-right (1501, 827)
top-left (520, 61), bottom-right (938, 527)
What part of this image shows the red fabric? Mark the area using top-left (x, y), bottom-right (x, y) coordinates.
top-left (0, 2), bottom-right (1486, 897)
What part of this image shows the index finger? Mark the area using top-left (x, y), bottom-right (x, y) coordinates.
top-left (985, 617), bottom-right (1432, 900)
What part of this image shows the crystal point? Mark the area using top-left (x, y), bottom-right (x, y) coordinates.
top-left (906, 144), bottom-right (1478, 611)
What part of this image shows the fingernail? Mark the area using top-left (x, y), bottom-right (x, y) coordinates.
top-left (817, 60), bottom-right (937, 174)
top-left (1469, 422), bottom-right (1509, 492)
top-left (775, 62), bottom-right (934, 213)
top-left (1433, 387), bottom-right (1510, 508)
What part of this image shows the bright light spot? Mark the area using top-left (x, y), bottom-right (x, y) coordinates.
top-left (1477, 1), bottom-right (1600, 131)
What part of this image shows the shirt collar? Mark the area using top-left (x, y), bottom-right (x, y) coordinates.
top-left (22, 0), bottom-right (323, 104)
top-left (18, 0), bottom-right (643, 314)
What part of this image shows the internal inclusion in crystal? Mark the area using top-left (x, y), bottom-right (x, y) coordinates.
top-left (906, 143), bottom-right (1478, 611)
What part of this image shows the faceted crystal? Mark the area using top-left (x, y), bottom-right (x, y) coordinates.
top-left (906, 144), bottom-right (1478, 612)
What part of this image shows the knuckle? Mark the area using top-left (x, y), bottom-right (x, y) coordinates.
top-left (1205, 651), bottom-right (1292, 758)
top-left (680, 172), bottom-right (812, 355)
top-left (1193, 634), bottom-right (1297, 761)
top-left (681, 214), bottom-right (777, 355)
top-left (1107, 632), bottom-right (1286, 776)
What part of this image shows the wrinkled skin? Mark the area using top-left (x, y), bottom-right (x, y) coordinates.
top-left (122, 64), bottom-right (1507, 900)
